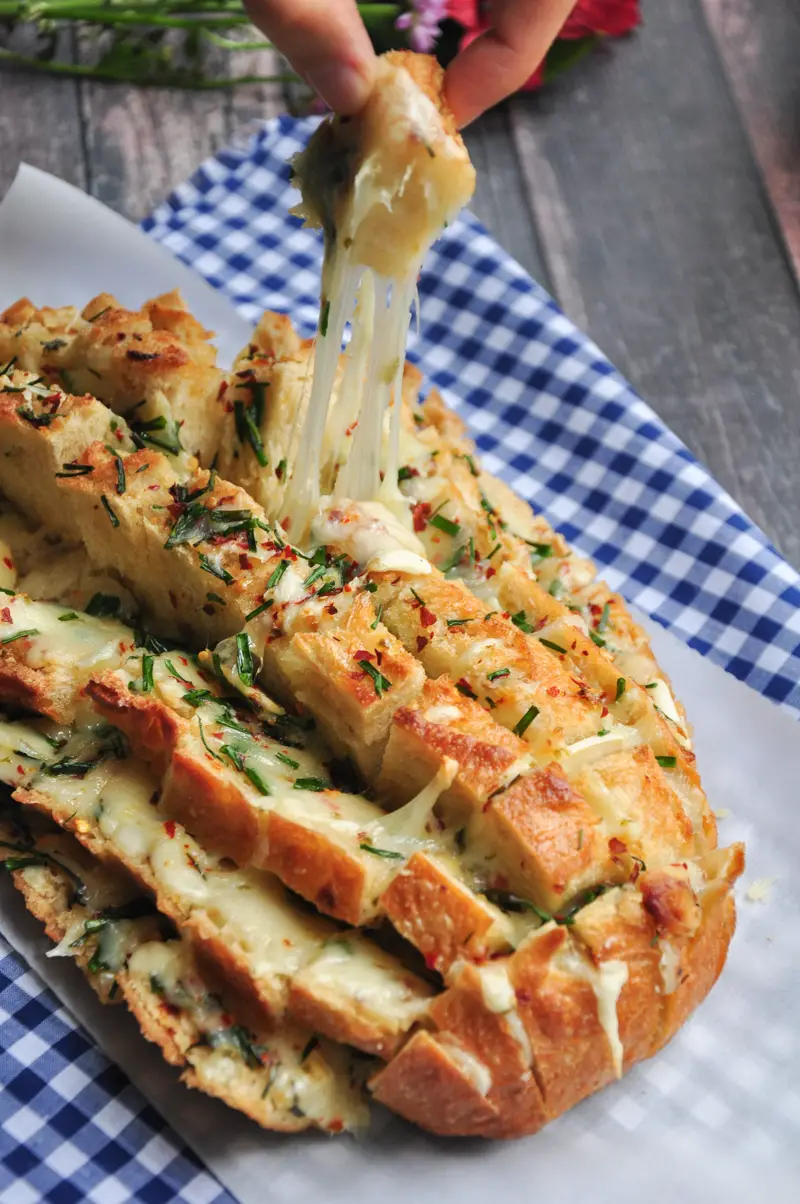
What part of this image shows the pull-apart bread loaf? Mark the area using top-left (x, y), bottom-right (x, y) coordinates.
top-left (0, 50), bottom-right (742, 1141)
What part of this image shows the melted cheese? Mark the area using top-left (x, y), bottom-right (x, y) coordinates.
top-left (559, 947), bottom-right (628, 1078)
top-left (367, 758), bottom-right (457, 855)
top-left (440, 1039), bottom-right (492, 1096)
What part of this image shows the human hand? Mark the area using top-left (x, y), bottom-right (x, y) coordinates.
top-left (243, 0), bottom-right (577, 127)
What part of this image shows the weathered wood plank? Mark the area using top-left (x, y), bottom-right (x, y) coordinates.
top-left (509, 2), bottom-right (800, 568)
top-left (225, 45), bottom-right (289, 139)
top-left (0, 33), bottom-right (86, 202)
top-left (701, 0), bottom-right (800, 286)
top-left (463, 106), bottom-right (551, 290)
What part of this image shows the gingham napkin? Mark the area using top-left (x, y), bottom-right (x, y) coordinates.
top-left (1, 116), bottom-right (798, 1204)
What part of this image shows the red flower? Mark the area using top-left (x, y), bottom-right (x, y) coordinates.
top-left (447, 1), bottom-right (640, 91)
top-left (562, 0), bottom-right (641, 38)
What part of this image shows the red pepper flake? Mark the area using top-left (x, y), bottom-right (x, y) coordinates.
top-left (239, 554), bottom-right (251, 569)
top-left (546, 685), bottom-right (560, 697)
top-left (0, 608), bottom-right (11, 624)
top-left (327, 1119), bottom-right (344, 1133)
top-left (3, 558), bottom-right (13, 570)
top-left (609, 837), bottom-right (627, 855)
top-left (16, 765), bottom-right (25, 775)
top-left (354, 649), bottom-right (373, 661)
top-left (412, 501), bottom-right (431, 532)
top-left (325, 604), bottom-right (338, 616)
top-left (419, 606), bottom-right (436, 627)
top-left (601, 705), bottom-right (609, 718)
top-left (416, 635), bottom-right (428, 653)
top-left (217, 380), bottom-right (227, 400)
top-left (485, 566), bottom-right (496, 579)
top-left (163, 821), bottom-right (177, 838)
top-left (456, 677), bottom-right (477, 699)
top-left (423, 952), bottom-right (440, 971)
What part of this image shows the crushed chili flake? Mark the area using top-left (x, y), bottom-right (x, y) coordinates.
top-left (0, 608), bottom-right (11, 623)
top-left (325, 604), bottom-right (338, 616)
top-left (3, 558), bottom-right (13, 571)
top-left (353, 649), bottom-right (373, 661)
top-left (163, 820), bottom-right (177, 838)
top-left (416, 635), bottom-right (428, 652)
top-left (485, 566), bottom-right (496, 579)
top-left (419, 606), bottom-right (436, 627)
top-left (601, 706), bottom-right (609, 718)
top-left (239, 554), bottom-right (251, 569)
top-left (546, 685), bottom-right (560, 697)
top-left (609, 837), bottom-right (627, 854)
top-left (217, 381), bottom-right (227, 400)
top-left (412, 501), bottom-right (431, 532)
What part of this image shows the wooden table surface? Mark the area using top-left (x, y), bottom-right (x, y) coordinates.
top-left (2, 1), bottom-right (799, 568)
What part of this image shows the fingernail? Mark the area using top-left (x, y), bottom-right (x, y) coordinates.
top-left (306, 61), bottom-right (371, 115)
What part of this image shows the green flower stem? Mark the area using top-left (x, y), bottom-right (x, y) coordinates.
top-left (0, 45), bottom-right (295, 85)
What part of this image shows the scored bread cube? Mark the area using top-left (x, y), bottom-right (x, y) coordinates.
top-left (368, 1029), bottom-right (500, 1136)
top-left (0, 807), bottom-right (368, 1133)
top-left (1, 711), bottom-right (432, 1054)
top-left (380, 851), bottom-right (513, 974)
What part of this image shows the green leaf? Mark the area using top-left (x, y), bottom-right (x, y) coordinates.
top-left (543, 35), bottom-right (600, 84)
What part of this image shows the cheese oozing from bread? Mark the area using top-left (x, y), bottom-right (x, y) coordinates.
top-left (283, 51), bottom-right (475, 536)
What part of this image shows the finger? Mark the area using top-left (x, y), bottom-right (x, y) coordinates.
top-left (445, 0), bottom-right (577, 127)
top-left (244, 0), bottom-right (377, 114)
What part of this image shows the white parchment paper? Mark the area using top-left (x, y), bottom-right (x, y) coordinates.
top-left (0, 166), bottom-right (797, 1204)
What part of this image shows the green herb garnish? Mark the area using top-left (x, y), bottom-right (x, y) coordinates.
top-left (513, 705), bottom-right (539, 737)
top-left (359, 660), bottom-right (391, 696)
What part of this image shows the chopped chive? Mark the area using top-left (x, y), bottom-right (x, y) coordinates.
top-left (221, 744), bottom-right (245, 772)
top-left (275, 457), bottom-right (287, 481)
top-left (244, 766), bottom-right (271, 796)
top-left (267, 559), bottom-right (289, 590)
top-left (113, 452), bottom-right (126, 495)
top-left (359, 660), bottom-right (391, 696)
top-left (0, 587), bottom-right (15, 596)
top-left (428, 513), bottom-right (460, 537)
top-left (656, 755), bottom-right (677, 769)
top-left (275, 752), bottom-right (299, 770)
top-left (245, 599), bottom-right (273, 622)
top-left (198, 553), bottom-right (234, 585)
top-left (441, 544), bottom-right (466, 572)
top-left (455, 679), bottom-right (477, 700)
top-left (319, 299), bottom-right (330, 337)
top-left (233, 400), bottom-right (267, 467)
top-left (197, 718), bottom-right (223, 762)
top-left (513, 705), bottom-right (539, 737)
top-left (487, 667), bottom-right (510, 681)
top-left (303, 564), bottom-right (326, 588)
top-left (0, 628), bottom-right (39, 645)
top-left (540, 638), bottom-right (566, 655)
top-left (589, 630), bottom-right (606, 648)
top-left (182, 688), bottom-right (215, 707)
top-left (235, 632), bottom-right (254, 687)
top-left (206, 592), bottom-right (225, 605)
top-left (85, 593), bottom-right (120, 618)
top-left (486, 543), bottom-right (502, 560)
top-left (615, 677), bottom-right (626, 702)
top-left (596, 602), bottom-right (611, 634)
top-left (370, 603), bottom-right (383, 631)
top-left (397, 465), bottom-right (414, 482)
top-left (409, 587), bottom-right (426, 606)
top-left (510, 609), bottom-right (535, 634)
top-left (165, 660), bottom-right (192, 685)
top-left (364, 581), bottom-right (377, 593)
top-left (58, 612), bottom-right (79, 622)
top-left (577, 828), bottom-right (584, 850)
top-left (529, 541), bottom-right (553, 561)
top-left (462, 453), bottom-right (478, 477)
top-left (300, 1035), bottom-right (319, 1063)
top-left (100, 494), bottom-right (119, 527)
top-left (446, 617), bottom-right (471, 628)
top-left (294, 777), bottom-right (328, 791)
top-left (359, 843), bottom-right (403, 860)
top-left (55, 462), bottom-right (94, 478)
top-left (549, 578), bottom-right (564, 598)
top-left (141, 654), bottom-right (154, 693)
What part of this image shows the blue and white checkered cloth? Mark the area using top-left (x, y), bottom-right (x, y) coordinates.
top-left (2, 116), bottom-right (799, 1202)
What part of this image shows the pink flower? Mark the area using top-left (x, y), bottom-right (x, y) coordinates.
top-left (396, 0), bottom-right (449, 53)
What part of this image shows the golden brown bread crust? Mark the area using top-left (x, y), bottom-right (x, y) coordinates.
top-left (0, 270), bottom-right (747, 1140)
